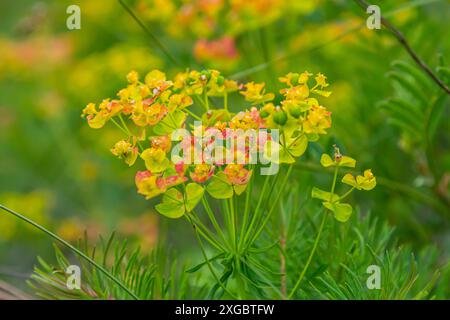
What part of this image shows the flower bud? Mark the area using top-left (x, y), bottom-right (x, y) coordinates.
top-left (288, 104), bottom-right (302, 118)
top-left (216, 75), bottom-right (225, 86)
top-left (273, 107), bottom-right (288, 125)
top-left (259, 109), bottom-right (270, 118)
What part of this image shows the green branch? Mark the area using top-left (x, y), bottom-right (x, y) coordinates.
top-left (0, 204), bottom-right (139, 300)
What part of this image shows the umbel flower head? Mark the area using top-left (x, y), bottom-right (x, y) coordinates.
top-left (82, 68), bottom-right (334, 218)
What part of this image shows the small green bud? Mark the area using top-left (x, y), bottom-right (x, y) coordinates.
top-left (289, 105), bottom-right (302, 118)
top-left (259, 109), bottom-right (270, 118)
top-left (273, 107), bottom-right (288, 125)
top-left (216, 76), bottom-right (225, 86)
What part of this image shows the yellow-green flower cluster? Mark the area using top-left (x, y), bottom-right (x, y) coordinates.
top-left (82, 68), bottom-right (333, 219)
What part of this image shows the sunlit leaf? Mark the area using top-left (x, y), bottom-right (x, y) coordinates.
top-left (206, 172), bottom-right (233, 199)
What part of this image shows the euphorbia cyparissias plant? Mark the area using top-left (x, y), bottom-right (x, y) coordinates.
top-left (82, 68), bottom-right (375, 298)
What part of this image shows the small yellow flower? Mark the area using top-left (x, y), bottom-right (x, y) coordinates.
top-left (126, 70), bottom-right (139, 84)
top-left (229, 107), bottom-right (263, 130)
top-left (131, 101), bottom-right (168, 127)
top-left (302, 105), bottom-right (331, 135)
top-left (240, 82), bottom-right (274, 104)
top-left (150, 135), bottom-right (172, 153)
top-left (298, 71), bottom-right (313, 84)
top-left (111, 140), bottom-right (138, 166)
top-left (342, 169), bottom-right (377, 190)
top-left (224, 164), bottom-right (252, 186)
top-left (81, 100), bottom-right (122, 129)
top-left (144, 69), bottom-right (171, 90)
top-left (315, 73), bottom-right (329, 88)
top-left (279, 72), bottom-right (300, 87)
top-left (190, 164), bottom-right (215, 183)
top-left (135, 171), bottom-right (164, 199)
top-left (280, 84), bottom-right (310, 101)
top-left (168, 93), bottom-right (193, 111)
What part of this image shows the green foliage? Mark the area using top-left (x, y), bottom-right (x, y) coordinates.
top-left (248, 187), bottom-right (450, 299)
top-left (378, 60), bottom-right (449, 148)
top-left (0, 0), bottom-right (449, 301)
top-left (28, 233), bottom-right (207, 300)
top-left (29, 186), bottom-right (449, 299)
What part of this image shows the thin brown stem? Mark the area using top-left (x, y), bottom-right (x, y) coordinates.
top-left (354, 0), bottom-right (449, 94)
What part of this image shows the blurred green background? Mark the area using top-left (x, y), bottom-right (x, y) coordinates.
top-left (0, 0), bottom-right (448, 295)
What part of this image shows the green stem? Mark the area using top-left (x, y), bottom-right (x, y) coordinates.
top-left (330, 166), bottom-right (339, 195)
top-left (188, 214), bottom-right (226, 252)
top-left (288, 165), bottom-right (339, 298)
top-left (224, 92), bottom-right (228, 112)
top-left (246, 164), bottom-right (293, 248)
top-left (187, 215), bottom-right (238, 299)
top-left (239, 174), bottom-right (271, 250)
top-left (194, 95), bottom-right (209, 112)
top-left (231, 196), bottom-right (238, 250)
top-left (184, 108), bottom-right (202, 121)
top-left (118, 0), bottom-right (180, 66)
top-left (234, 257), bottom-right (246, 299)
top-left (0, 204), bottom-right (139, 300)
top-left (225, 198), bottom-right (236, 252)
top-left (203, 91), bottom-right (210, 111)
top-left (111, 118), bottom-right (130, 136)
top-left (118, 114), bottom-right (144, 151)
top-left (339, 187), bottom-right (355, 202)
top-left (288, 210), bottom-right (328, 299)
top-left (202, 197), bottom-right (229, 249)
top-left (239, 171), bottom-right (253, 247)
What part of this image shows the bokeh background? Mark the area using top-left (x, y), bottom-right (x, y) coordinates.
top-left (0, 0), bottom-right (448, 295)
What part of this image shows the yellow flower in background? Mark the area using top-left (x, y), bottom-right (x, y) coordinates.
top-left (0, 192), bottom-right (51, 241)
top-left (194, 37), bottom-right (240, 71)
top-left (138, 0), bottom-right (176, 22)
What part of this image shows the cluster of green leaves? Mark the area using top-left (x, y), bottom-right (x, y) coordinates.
top-left (29, 185), bottom-right (450, 299)
top-left (376, 59), bottom-right (449, 222)
top-left (28, 233), bottom-right (207, 300)
top-left (247, 187), bottom-right (450, 299)
top-left (378, 59), bottom-right (448, 153)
